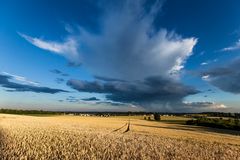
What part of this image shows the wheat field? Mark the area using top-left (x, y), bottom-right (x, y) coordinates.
top-left (1, 114), bottom-right (240, 160)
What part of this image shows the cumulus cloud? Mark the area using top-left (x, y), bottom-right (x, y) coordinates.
top-left (20, 0), bottom-right (197, 80)
top-left (220, 39), bottom-right (240, 52)
top-left (81, 24), bottom-right (197, 80)
top-left (67, 76), bottom-right (199, 111)
top-left (19, 0), bottom-right (199, 111)
top-left (201, 58), bottom-right (240, 94)
top-left (18, 32), bottom-right (81, 66)
top-left (0, 74), bottom-right (68, 94)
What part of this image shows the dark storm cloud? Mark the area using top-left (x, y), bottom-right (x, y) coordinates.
top-left (0, 74), bottom-right (68, 94)
top-left (67, 76), bottom-right (199, 109)
top-left (201, 58), bottom-right (240, 94)
top-left (201, 68), bottom-right (233, 77)
top-left (81, 97), bottom-right (100, 101)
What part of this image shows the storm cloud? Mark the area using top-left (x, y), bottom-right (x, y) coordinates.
top-left (21, 0), bottom-right (197, 81)
top-left (201, 58), bottom-right (240, 94)
top-left (67, 76), bottom-right (199, 111)
top-left (19, 0), bottom-right (199, 111)
top-left (73, 0), bottom-right (197, 80)
top-left (0, 74), bottom-right (68, 94)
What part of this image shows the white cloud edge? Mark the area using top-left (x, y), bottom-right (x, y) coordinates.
top-left (1, 71), bottom-right (39, 86)
top-left (18, 32), bottom-right (81, 66)
top-left (183, 101), bottom-right (227, 110)
top-left (220, 39), bottom-right (240, 52)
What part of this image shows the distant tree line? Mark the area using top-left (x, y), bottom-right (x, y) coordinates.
top-left (1, 108), bottom-right (240, 119)
top-left (201, 112), bottom-right (240, 119)
top-left (0, 108), bottom-right (60, 115)
top-left (186, 117), bottom-right (240, 131)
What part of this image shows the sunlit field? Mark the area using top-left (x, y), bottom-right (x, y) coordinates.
top-left (1, 114), bottom-right (240, 159)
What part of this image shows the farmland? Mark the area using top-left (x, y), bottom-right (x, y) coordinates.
top-left (1, 114), bottom-right (240, 159)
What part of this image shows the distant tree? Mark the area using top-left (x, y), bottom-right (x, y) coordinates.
top-left (154, 113), bottom-right (161, 121)
top-left (186, 117), bottom-right (240, 131)
top-left (234, 118), bottom-right (239, 126)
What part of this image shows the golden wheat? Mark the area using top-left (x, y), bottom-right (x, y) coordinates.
top-left (0, 114), bottom-right (240, 160)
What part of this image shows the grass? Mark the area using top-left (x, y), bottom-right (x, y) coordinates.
top-left (1, 114), bottom-right (240, 159)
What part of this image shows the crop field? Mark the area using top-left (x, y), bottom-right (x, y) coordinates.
top-left (1, 114), bottom-right (240, 159)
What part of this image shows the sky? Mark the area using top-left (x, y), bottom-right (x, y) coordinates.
top-left (1, 0), bottom-right (240, 112)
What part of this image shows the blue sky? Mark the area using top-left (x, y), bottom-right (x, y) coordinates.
top-left (1, 0), bottom-right (240, 112)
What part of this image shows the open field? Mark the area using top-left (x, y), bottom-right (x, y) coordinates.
top-left (1, 114), bottom-right (240, 159)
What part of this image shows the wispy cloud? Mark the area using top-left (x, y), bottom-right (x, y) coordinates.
top-left (0, 74), bottom-right (68, 94)
top-left (200, 59), bottom-right (218, 66)
top-left (18, 32), bottom-right (81, 66)
top-left (220, 39), bottom-right (240, 52)
top-left (2, 72), bottom-right (39, 86)
top-left (201, 75), bottom-right (210, 80)
top-left (200, 62), bottom-right (208, 66)
top-left (55, 78), bottom-right (65, 84)
top-left (50, 69), bottom-right (69, 76)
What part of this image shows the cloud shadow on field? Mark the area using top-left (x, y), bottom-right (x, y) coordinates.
top-left (133, 123), bottom-right (240, 136)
